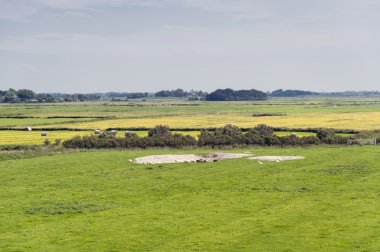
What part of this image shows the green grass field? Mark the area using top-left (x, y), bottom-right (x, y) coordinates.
top-left (0, 117), bottom-right (96, 127)
top-left (0, 146), bottom-right (379, 251)
top-left (0, 98), bottom-right (379, 250)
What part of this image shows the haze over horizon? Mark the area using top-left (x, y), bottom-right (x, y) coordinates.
top-left (1, 0), bottom-right (380, 93)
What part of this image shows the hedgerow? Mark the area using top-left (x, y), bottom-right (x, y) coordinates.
top-left (63, 124), bottom-right (357, 149)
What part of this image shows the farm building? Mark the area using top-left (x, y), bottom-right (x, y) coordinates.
top-left (24, 126), bottom-right (32, 131)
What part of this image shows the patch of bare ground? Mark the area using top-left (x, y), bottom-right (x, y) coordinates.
top-left (133, 153), bottom-right (251, 164)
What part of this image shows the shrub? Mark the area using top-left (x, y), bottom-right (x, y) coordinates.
top-left (63, 127), bottom-right (197, 149)
top-left (250, 124), bottom-right (274, 138)
top-left (62, 125), bottom-right (356, 149)
top-left (316, 128), bottom-right (336, 140)
top-left (54, 139), bottom-right (62, 145)
top-left (148, 125), bottom-right (171, 137)
top-left (43, 139), bottom-right (51, 146)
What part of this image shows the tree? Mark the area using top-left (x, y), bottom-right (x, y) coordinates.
top-left (16, 89), bottom-right (36, 101)
top-left (245, 124), bottom-right (273, 145)
top-left (205, 89), bottom-right (267, 101)
top-left (3, 90), bottom-right (20, 103)
top-left (148, 125), bottom-right (171, 137)
top-left (155, 89), bottom-right (189, 98)
top-left (36, 94), bottom-right (56, 103)
top-left (250, 124), bottom-right (274, 138)
top-left (316, 128), bottom-right (336, 140)
top-left (271, 89), bottom-right (316, 97)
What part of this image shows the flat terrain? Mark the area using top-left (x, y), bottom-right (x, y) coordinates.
top-left (0, 97), bottom-right (378, 145)
top-left (0, 130), bottom-right (93, 146)
top-left (0, 146), bottom-right (379, 251)
top-left (0, 130), bottom-right (348, 146)
top-left (1, 97), bottom-right (380, 130)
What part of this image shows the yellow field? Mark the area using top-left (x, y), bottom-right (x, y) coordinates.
top-left (44, 112), bottom-right (380, 130)
top-left (0, 131), bottom-right (93, 146)
top-left (0, 130), bottom-right (203, 145)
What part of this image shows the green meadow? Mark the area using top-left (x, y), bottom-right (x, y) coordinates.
top-left (0, 146), bottom-right (379, 251)
top-left (0, 98), bottom-right (379, 251)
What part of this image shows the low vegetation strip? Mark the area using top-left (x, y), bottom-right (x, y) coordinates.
top-left (252, 113), bottom-right (287, 117)
top-left (62, 124), bottom-right (357, 149)
top-left (0, 116), bottom-right (114, 119)
top-left (106, 126), bottom-right (359, 134)
top-left (0, 127), bottom-right (93, 131)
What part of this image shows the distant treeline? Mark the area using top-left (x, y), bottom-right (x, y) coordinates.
top-left (271, 89), bottom-right (380, 97)
top-left (271, 89), bottom-right (316, 97)
top-left (155, 89), bottom-right (207, 100)
top-left (105, 92), bottom-right (149, 99)
top-left (0, 89), bottom-right (100, 103)
top-left (1, 88), bottom-right (380, 103)
top-left (62, 124), bottom-right (357, 149)
top-left (205, 89), bottom-right (267, 101)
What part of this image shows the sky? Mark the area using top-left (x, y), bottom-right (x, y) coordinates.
top-left (0, 0), bottom-right (379, 93)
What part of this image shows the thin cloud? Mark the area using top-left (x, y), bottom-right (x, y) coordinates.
top-left (0, 0), bottom-right (380, 92)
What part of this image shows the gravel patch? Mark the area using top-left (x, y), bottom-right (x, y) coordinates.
top-left (133, 153), bottom-right (251, 164)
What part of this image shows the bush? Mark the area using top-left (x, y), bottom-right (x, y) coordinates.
top-left (54, 139), bottom-right (62, 145)
top-left (316, 128), bottom-right (336, 140)
top-left (63, 127), bottom-right (197, 149)
top-left (148, 125), bottom-right (171, 137)
top-left (63, 124), bottom-right (356, 149)
top-left (198, 125), bottom-right (244, 147)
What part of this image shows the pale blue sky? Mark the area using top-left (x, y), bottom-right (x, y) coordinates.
top-left (0, 0), bottom-right (379, 93)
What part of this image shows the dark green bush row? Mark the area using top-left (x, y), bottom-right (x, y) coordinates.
top-left (0, 116), bottom-right (112, 119)
top-left (197, 125), bottom-right (355, 147)
top-left (63, 126), bottom-right (196, 149)
top-left (0, 116), bottom-right (36, 119)
top-left (63, 125), bottom-right (357, 149)
top-left (46, 116), bottom-right (114, 119)
top-left (106, 126), bottom-right (360, 134)
top-left (0, 127), bottom-right (93, 131)
top-left (252, 113), bottom-right (287, 117)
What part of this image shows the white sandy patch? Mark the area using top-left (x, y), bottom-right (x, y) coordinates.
top-left (249, 156), bottom-right (305, 162)
top-left (133, 153), bottom-right (251, 164)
